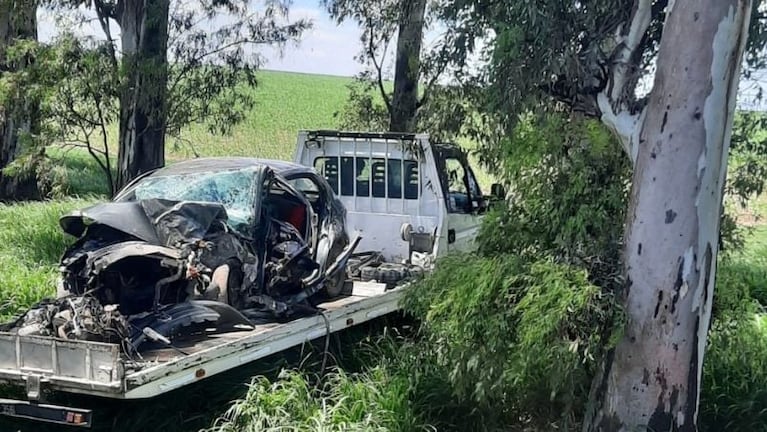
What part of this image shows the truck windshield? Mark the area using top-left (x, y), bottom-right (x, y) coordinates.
top-left (117, 167), bottom-right (259, 233)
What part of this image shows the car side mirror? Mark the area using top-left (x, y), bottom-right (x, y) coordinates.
top-left (490, 183), bottom-right (506, 200)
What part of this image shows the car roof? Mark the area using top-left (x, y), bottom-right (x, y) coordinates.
top-left (150, 157), bottom-right (314, 178)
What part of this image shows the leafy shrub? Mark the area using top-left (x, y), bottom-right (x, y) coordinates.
top-left (476, 113), bottom-right (630, 289)
top-left (476, 110), bottom-right (765, 272)
top-left (402, 254), bottom-right (619, 428)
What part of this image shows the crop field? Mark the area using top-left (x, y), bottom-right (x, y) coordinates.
top-left (170, 70), bottom-right (355, 160)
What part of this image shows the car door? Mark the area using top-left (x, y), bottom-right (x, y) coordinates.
top-left (435, 146), bottom-right (485, 253)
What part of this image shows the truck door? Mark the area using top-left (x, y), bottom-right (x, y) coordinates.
top-left (436, 147), bottom-right (484, 253)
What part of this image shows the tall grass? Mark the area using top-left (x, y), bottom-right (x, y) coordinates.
top-left (208, 367), bottom-right (426, 432)
top-left (0, 199), bottom-right (92, 321)
top-left (701, 313), bottom-right (767, 431)
top-left (700, 225), bottom-right (767, 431)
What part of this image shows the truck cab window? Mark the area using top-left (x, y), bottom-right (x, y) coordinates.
top-left (314, 157), bottom-right (339, 194)
top-left (445, 158), bottom-right (472, 213)
top-left (314, 156), bottom-right (419, 199)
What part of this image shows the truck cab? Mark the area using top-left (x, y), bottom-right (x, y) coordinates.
top-left (294, 130), bottom-right (490, 265)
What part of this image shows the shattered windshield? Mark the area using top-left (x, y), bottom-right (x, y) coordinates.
top-left (121, 168), bottom-right (260, 233)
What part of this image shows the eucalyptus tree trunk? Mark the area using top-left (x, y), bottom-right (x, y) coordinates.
top-left (116, 0), bottom-right (169, 189)
top-left (0, 0), bottom-right (40, 200)
top-left (584, 0), bottom-right (751, 430)
top-left (388, 0), bottom-right (426, 132)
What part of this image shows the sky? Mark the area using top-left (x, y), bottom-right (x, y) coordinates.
top-left (242, 0), bottom-right (364, 77)
top-left (38, 0), bottom-right (369, 78)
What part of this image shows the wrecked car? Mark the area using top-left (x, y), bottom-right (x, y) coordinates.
top-left (5, 158), bottom-right (357, 355)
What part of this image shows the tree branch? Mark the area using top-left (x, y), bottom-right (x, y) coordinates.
top-left (92, 0), bottom-right (119, 69)
top-left (418, 41), bottom-right (451, 109)
top-left (597, 0), bottom-right (655, 164)
top-left (605, 0), bottom-right (653, 104)
top-left (366, 22), bottom-right (392, 114)
top-left (92, 0), bottom-right (120, 21)
top-left (167, 35), bottom-right (285, 100)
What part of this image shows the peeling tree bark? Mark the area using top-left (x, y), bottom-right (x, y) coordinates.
top-left (389, 0), bottom-right (426, 133)
top-left (0, 0), bottom-right (40, 201)
top-left (116, 0), bottom-right (169, 189)
top-left (584, 0), bottom-right (752, 431)
top-left (596, 0), bottom-right (653, 164)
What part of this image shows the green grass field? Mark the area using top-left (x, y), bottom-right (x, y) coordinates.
top-left (170, 70), bottom-right (354, 160)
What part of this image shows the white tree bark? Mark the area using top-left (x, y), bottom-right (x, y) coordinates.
top-left (585, 0), bottom-right (751, 430)
top-left (596, 0), bottom-right (653, 164)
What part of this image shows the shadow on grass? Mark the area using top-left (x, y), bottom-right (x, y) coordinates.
top-left (0, 315), bottom-right (411, 432)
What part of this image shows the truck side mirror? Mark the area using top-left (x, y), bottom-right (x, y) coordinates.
top-left (490, 183), bottom-right (506, 199)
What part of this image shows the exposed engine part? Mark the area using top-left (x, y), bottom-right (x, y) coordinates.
top-left (14, 297), bottom-right (129, 346)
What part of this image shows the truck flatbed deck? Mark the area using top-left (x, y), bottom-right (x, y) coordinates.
top-left (0, 283), bottom-right (400, 406)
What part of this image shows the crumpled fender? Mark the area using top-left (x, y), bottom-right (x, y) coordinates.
top-left (86, 241), bottom-right (182, 274)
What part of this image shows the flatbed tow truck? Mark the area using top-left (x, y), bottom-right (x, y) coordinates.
top-left (0, 131), bottom-right (495, 427)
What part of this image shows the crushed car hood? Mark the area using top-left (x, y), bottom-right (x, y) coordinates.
top-left (60, 199), bottom-right (233, 247)
top-left (60, 201), bottom-right (161, 244)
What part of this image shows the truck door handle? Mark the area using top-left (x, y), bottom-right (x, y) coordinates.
top-left (448, 229), bottom-right (456, 244)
